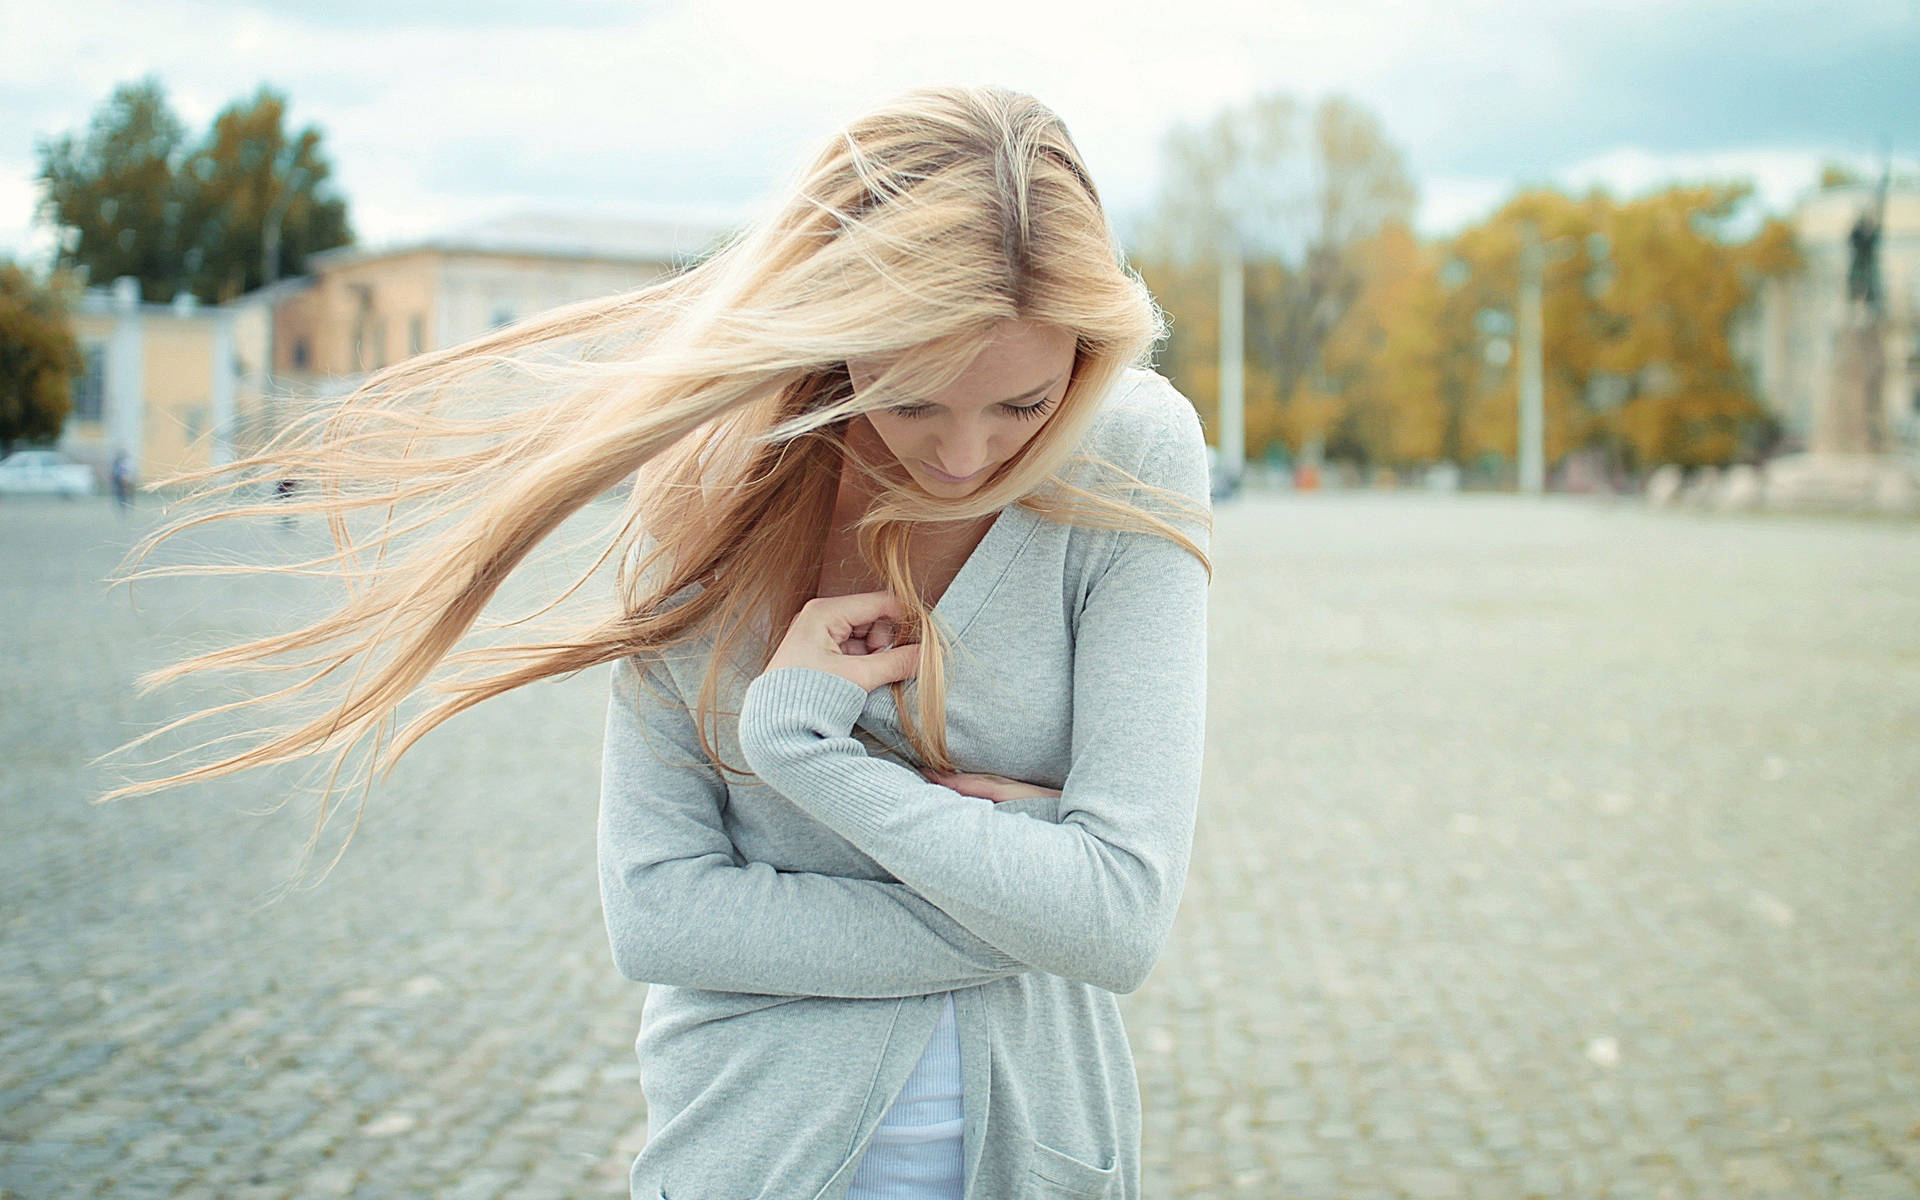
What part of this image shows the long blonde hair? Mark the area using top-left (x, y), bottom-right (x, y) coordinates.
top-left (98, 84), bottom-right (1210, 880)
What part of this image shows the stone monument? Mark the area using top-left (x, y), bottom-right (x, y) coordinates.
top-left (1762, 175), bottom-right (1920, 513)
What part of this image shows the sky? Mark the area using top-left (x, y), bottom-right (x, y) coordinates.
top-left (3, 0), bottom-right (1917, 268)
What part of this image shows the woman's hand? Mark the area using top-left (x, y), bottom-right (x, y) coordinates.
top-left (765, 590), bottom-right (922, 693)
top-left (920, 769), bottom-right (1063, 805)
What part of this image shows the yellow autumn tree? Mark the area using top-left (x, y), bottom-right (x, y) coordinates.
top-left (1597, 184), bottom-right (1798, 468)
top-left (1310, 184), bottom-right (1799, 476)
top-left (1314, 220), bottom-right (1448, 467)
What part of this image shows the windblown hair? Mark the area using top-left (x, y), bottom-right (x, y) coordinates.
top-left (97, 84), bottom-right (1211, 884)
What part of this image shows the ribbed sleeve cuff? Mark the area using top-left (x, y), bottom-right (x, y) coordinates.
top-left (738, 666), bottom-right (918, 842)
top-left (740, 666), bottom-right (870, 737)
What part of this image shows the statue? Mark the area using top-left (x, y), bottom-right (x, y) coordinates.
top-left (1846, 210), bottom-right (1881, 313)
top-left (1845, 166), bottom-right (1889, 318)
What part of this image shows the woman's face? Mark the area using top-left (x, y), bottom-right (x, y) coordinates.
top-left (848, 319), bottom-right (1077, 498)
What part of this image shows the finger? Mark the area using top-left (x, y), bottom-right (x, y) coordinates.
top-left (864, 616), bottom-right (895, 654)
top-left (804, 591), bottom-right (906, 641)
top-left (846, 641), bottom-right (920, 691)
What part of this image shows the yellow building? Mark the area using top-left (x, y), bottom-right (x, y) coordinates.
top-left (60, 210), bottom-right (735, 489)
top-left (266, 210), bottom-right (731, 384)
top-left (60, 277), bottom-right (245, 488)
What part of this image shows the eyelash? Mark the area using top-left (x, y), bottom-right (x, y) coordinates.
top-left (889, 397), bottom-right (1056, 421)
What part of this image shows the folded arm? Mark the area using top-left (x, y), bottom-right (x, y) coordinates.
top-left (737, 426), bottom-right (1211, 995)
top-left (596, 651), bottom-right (1030, 998)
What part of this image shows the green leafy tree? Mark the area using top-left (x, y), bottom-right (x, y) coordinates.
top-left (0, 262), bottom-right (83, 454)
top-left (33, 77), bottom-right (191, 303)
top-left (34, 77), bottom-right (353, 304)
top-left (179, 85), bottom-right (353, 302)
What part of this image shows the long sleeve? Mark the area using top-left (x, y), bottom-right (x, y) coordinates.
top-left (736, 418), bottom-right (1211, 995)
top-left (596, 650), bottom-right (1030, 998)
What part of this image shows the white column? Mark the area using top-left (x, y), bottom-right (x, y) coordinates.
top-left (109, 276), bottom-right (146, 474)
top-left (211, 310), bottom-right (236, 467)
top-left (1217, 236), bottom-right (1245, 487)
top-left (1517, 233), bottom-right (1546, 495)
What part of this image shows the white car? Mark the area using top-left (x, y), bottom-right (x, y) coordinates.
top-left (0, 449), bottom-right (99, 497)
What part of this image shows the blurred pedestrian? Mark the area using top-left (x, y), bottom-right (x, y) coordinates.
top-left (109, 449), bottom-right (133, 512)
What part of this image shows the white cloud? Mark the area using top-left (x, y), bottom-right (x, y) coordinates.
top-left (1416, 146), bottom-right (1920, 241)
top-left (1418, 177), bottom-right (1516, 238)
top-left (1554, 145), bottom-right (1905, 214)
top-left (3, 0), bottom-right (1911, 264)
top-left (0, 166), bottom-right (56, 270)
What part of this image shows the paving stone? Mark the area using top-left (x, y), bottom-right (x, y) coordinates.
top-left (5, 494), bottom-right (1918, 1199)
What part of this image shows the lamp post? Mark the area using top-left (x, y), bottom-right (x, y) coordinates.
top-left (259, 157), bottom-right (309, 459)
top-left (1517, 224), bottom-right (1546, 494)
top-left (261, 160), bottom-right (310, 292)
top-left (1217, 233), bottom-right (1246, 494)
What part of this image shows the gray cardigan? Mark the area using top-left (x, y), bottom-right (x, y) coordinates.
top-left (596, 367), bottom-right (1211, 1200)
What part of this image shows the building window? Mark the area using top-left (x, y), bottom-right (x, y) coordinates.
top-left (408, 315), bottom-right (425, 357)
top-left (71, 344), bottom-right (105, 423)
top-left (372, 320), bottom-right (388, 369)
top-left (490, 305), bottom-right (516, 329)
top-left (290, 338), bottom-right (309, 370)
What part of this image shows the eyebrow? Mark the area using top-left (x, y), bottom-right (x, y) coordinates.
top-left (899, 372), bottom-right (1065, 409)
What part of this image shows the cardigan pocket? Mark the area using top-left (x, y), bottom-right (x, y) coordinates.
top-left (1021, 1136), bottom-right (1117, 1197)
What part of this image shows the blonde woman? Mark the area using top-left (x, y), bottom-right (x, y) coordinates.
top-left (107, 85), bottom-right (1210, 1200)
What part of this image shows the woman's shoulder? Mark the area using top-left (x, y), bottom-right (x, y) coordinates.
top-left (1079, 367), bottom-right (1206, 464)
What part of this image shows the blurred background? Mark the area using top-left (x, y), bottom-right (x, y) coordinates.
top-left (3, 0), bottom-right (1918, 503)
top-left (2, 3), bottom-right (1917, 1199)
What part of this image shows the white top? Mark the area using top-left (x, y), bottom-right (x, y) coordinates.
top-left (845, 992), bottom-right (965, 1198)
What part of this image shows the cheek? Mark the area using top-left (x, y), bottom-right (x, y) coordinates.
top-left (863, 415), bottom-right (920, 461)
top-left (1007, 421), bottom-right (1049, 451)
top-left (996, 420), bottom-right (1051, 459)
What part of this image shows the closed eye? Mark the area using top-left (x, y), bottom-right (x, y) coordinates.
top-left (890, 397), bottom-right (1056, 421)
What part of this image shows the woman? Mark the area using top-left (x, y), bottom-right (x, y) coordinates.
top-left (105, 85), bottom-right (1210, 1200)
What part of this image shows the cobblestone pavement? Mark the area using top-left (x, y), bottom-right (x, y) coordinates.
top-left (2, 491), bottom-right (1917, 1200)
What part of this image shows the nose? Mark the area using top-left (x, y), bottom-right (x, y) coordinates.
top-left (930, 430), bottom-right (991, 479)
top-left (925, 416), bottom-right (998, 478)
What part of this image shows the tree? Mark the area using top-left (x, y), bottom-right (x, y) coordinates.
top-left (34, 78), bottom-right (353, 304)
top-left (1437, 189), bottom-right (1609, 474)
top-left (1597, 184), bottom-right (1797, 469)
top-left (1137, 92), bottom-right (1415, 458)
top-left (1132, 255), bottom-right (1297, 460)
top-left (1314, 221), bottom-right (1449, 467)
top-left (33, 78), bottom-right (191, 303)
top-left (1318, 184), bottom-right (1800, 477)
top-left (179, 85), bottom-right (353, 302)
top-left (0, 262), bottom-right (83, 454)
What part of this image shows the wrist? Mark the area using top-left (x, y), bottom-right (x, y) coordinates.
top-left (738, 667), bottom-right (871, 772)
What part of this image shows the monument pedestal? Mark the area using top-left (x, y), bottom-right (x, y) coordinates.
top-left (1761, 311), bottom-right (1917, 514)
top-left (1760, 450), bottom-right (1919, 514)
top-left (1816, 321), bottom-right (1889, 455)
